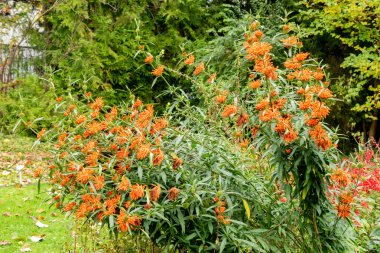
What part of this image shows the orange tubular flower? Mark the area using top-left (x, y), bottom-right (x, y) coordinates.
top-left (135, 105), bottom-right (154, 129)
top-left (168, 187), bottom-right (180, 201)
top-left (117, 210), bottom-right (128, 232)
top-left (75, 115), bottom-right (87, 125)
top-left (331, 169), bottom-right (350, 187)
top-left (92, 175), bottom-right (105, 190)
top-left (118, 176), bottom-right (131, 191)
top-left (193, 62), bottom-right (205, 75)
top-left (184, 55), bottom-right (195, 65)
top-left (144, 55), bottom-right (154, 64)
top-left (133, 98), bottom-right (143, 108)
top-left (151, 118), bottom-right (168, 134)
top-left (37, 128), bottom-right (46, 139)
top-left (207, 73), bottom-right (217, 84)
top-left (136, 143), bottom-right (151, 160)
top-left (85, 151), bottom-right (100, 166)
top-left (281, 36), bottom-right (301, 48)
top-left (294, 52), bottom-right (309, 62)
top-left (152, 65), bottom-right (165, 76)
top-left (77, 169), bottom-right (95, 184)
top-left (150, 185), bottom-right (161, 202)
top-left (153, 148), bottom-right (165, 166)
top-left (130, 184), bottom-right (145, 200)
top-left (221, 105), bottom-right (238, 117)
top-left (249, 79), bottom-right (261, 89)
top-left (236, 113), bottom-right (249, 127)
top-left (91, 97), bottom-right (104, 110)
top-left (283, 129), bottom-right (298, 143)
top-left (215, 95), bottom-right (227, 104)
top-left (336, 204), bottom-right (351, 219)
top-left (255, 98), bottom-right (269, 111)
top-left (172, 157), bottom-right (182, 170)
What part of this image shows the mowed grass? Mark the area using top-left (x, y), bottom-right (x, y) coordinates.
top-left (0, 183), bottom-right (74, 252)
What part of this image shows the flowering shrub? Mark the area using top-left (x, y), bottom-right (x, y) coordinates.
top-left (329, 140), bottom-right (380, 251)
top-left (37, 93), bottom-right (310, 251)
top-left (33, 17), bottom-right (369, 252)
top-left (139, 18), bottom-right (360, 251)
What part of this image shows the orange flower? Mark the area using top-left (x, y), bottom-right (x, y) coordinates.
top-left (336, 204), bottom-right (350, 219)
top-left (127, 215), bottom-right (142, 230)
top-left (239, 139), bottom-right (249, 148)
top-left (255, 98), bottom-right (269, 111)
top-left (283, 129), bottom-right (297, 143)
top-left (318, 88), bottom-right (333, 99)
top-left (116, 148), bottom-right (129, 161)
top-left (75, 115), bottom-right (86, 125)
top-left (151, 118), bottom-right (168, 134)
top-left (91, 109), bottom-right (100, 119)
top-left (33, 167), bottom-right (43, 178)
top-left (294, 52), bottom-right (309, 62)
top-left (85, 92), bottom-right (92, 97)
top-left (236, 113), bottom-right (249, 127)
top-left (339, 192), bottom-right (353, 205)
top-left (135, 105), bottom-right (154, 129)
top-left (118, 176), bottom-right (131, 191)
top-left (105, 195), bottom-right (121, 216)
top-left (283, 24), bottom-right (291, 33)
top-left (331, 169), bottom-right (349, 187)
top-left (281, 36), bottom-right (301, 48)
top-left (253, 54), bottom-right (277, 80)
top-left (153, 148), bottom-right (165, 166)
top-left (150, 185), bottom-right (161, 202)
top-left (77, 169), bottom-right (94, 184)
top-left (56, 97), bottom-right (63, 102)
top-left (133, 98), bottom-right (142, 108)
top-left (136, 143), bottom-right (151, 160)
top-left (249, 79), bottom-right (261, 89)
top-left (215, 95), bottom-right (227, 104)
top-left (92, 175), bottom-right (105, 190)
top-left (246, 42), bottom-right (272, 60)
top-left (37, 128), bottom-right (46, 139)
top-left (221, 105), bottom-right (238, 117)
top-left (172, 156), bottom-right (182, 170)
top-left (168, 187), bottom-right (180, 201)
top-left (85, 151), bottom-right (100, 166)
top-left (63, 202), bottom-right (76, 212)
top-left (144, 55), bottom-right (154, 64)
top-left (184, 55), bottom-right (195, 65)
top-left (130, 184), bottom-right (145, 200)
top-left (207, 73), bottom-right (217, 83)
top-left (117, 210), bottom-right (128, 232)
top-left (91, 97), bottom-right (104, 110)
top-left (284, 59), bottom-right (301, 69)
top-left (152, 65), bottom-right (165, 76)
top-left (254, 30), bottom-right (263, 39)
top-left (193, 62), bottom-right (205, 75)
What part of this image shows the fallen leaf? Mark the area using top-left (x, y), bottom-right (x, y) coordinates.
top-left (36, 209), bottom-right (44, 214)
top-left (0, 241), bottom-right (11, 246)
top-left (20, 243), bottom-right (31, 252)
top-left (3, 212), bottom-right (11, 217)
top-left (30, 235), bottom-right (45, 242)
top-left (51, 212), bottom-right (58, 217)
top-left (35, 220), bottom-right (48, 228)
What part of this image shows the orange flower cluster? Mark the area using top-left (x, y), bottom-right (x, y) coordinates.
top-left (214, 197), bottom-right (230, 225)
top-left (45, 97), bottom-right (184, 234)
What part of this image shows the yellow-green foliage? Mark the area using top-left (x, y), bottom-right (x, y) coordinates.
top-left (300, 0), bottom-right (380, 115)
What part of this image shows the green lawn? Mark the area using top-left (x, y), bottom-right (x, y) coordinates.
top-left (0, 184), bottom-right (73, 253)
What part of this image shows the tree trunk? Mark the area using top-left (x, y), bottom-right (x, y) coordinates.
top-left (369, 114), bottom-right (378, 141)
